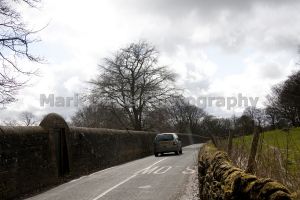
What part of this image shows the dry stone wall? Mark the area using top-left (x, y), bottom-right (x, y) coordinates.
top-left (198, 144), bottom-right (293, 200)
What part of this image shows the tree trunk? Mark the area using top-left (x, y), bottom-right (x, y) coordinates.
top-left (271, 116), bottom-right (276, 130)
top-left (133, 109), bottom-right (142, 130)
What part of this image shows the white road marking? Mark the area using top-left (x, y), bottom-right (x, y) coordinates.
top-left (138, 185), bottom-right (152, 189)
top-left (153, 166), bottom-right (172, 174)
top-left (91, 158), bottom-right (167, 200)
top-left (141, 166), bottom-right (160, 174)
top-left (182, 166), bottom-right (196, 174)
top-left (134, 158), bottom-right (168, 175)
top-left (92, 174), bottom-right (137, 200)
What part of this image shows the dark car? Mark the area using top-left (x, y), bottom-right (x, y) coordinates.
top-left (153, 133), bottom-right (182, 157)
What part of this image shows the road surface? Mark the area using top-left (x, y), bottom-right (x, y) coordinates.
top-left (27, 144), bottom-right (202, 200)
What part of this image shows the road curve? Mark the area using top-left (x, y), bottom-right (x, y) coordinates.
top-left (26, 144), bottom-right (202, 200)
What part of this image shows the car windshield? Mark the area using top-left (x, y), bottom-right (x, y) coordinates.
top-left (156, 134), bottom-right (174, 141)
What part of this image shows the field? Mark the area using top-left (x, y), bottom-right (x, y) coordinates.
top-left (229, 127), bottom-right (300, 195)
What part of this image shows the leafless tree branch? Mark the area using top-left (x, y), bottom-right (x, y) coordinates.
top-left (0, 0), bottom-right (42, 105)
top-left (89, 41), bottom-right (178, 130)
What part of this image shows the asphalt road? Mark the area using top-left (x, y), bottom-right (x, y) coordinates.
top-left (26, 144), bottom-right (202, 200)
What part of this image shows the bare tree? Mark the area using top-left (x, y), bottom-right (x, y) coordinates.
top-left (265, 104), bottom-right (279, 129)
top-left (201, 115), bottom-right (219, 146)
top-left (265, 82), bottom-right (299, 127)
top-left (143, 105), bottom-right (174, 132)
top-left (235, 114), bottom-right (254, 135)
top-left (167, 96), bottom-right (206, 133)
top-left (280, 70), bottom-right (300, 126)
top-left (2, 119), bottom-right (19, 126)
top-left (19, 111), bottom-right (37, 126)
top-left (0, 0), bottom-right (41, 105)
top-left (71, 102), bottom-right (128, 129)
top-left (243, 106), bottom-right (264, 127)
top-left (90, 41), bottom-right (177, 130)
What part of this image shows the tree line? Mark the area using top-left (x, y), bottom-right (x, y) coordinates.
top-left (71, 41), bottom-right (213, 136)
top-left (71, 41), bottom-right (300, 138)
top-left (265, 71), bottom-right (300, 128)
top-left (0, 1), bottom-right (297, 135)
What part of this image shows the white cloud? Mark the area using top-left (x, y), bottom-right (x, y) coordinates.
top-left (1, 0), bottom-right (300, 121)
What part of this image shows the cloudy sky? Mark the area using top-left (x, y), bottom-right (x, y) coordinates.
top-left (1, 0), bottom-right (300, 122)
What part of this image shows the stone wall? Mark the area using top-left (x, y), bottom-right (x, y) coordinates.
top-left (0, 113), bottom-right (207, 200)
top-left (198, 144), bottom-right (293, 200)
top-left (0, 126), bottom-right (57, 200)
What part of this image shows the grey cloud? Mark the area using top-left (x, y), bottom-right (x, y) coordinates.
top-left (183, 79), bottom-right (210, 94)
top-left (261, 63), bottom-right (283, 79)
top-left (259, 60), bottom-right (297, 80)
top-left (3, 0), bottom-right (300, 120)
top-left (120, 0), bottom-right (295, 18)
top-left (116, 0), bottom-right (300, 55)
top-left (180, 62), bottom-right (211, 93)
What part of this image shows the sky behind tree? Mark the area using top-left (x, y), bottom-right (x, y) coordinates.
top-left (1, 0), bottom-right (300, 121)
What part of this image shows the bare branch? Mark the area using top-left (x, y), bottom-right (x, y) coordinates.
top-left (90, 41), bottom-right (178, 130)
top-left (0, 0), bottom-right (42, 105)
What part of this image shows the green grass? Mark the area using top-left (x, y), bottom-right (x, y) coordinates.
top-left (230, 128), bottom-right (300, 195)
top-left (234, 127), bottom-right (300, 148)
top-left (233, 127), bottom-right (300, 171)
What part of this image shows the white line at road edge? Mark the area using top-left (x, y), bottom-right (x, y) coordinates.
top-left (91, 158), bottom-right (168, 200)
